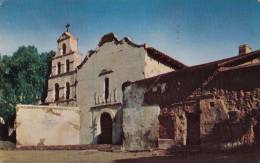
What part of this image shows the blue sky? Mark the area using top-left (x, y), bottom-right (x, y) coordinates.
top-left (0, 0), bottom-right (259, 65)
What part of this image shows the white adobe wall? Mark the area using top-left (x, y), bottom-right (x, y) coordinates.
top-left (144, 54), bottom-right (174, 78)
top-left (122, 84), bottom-right (160, 151)
top-left (16, 105), bottom-right (80, 147)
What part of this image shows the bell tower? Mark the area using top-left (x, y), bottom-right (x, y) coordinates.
top-left (56, 24), bottom-right (79, 57)
top-left (45, 25), bottom-right (81, 106)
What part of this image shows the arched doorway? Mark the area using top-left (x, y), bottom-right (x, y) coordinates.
top-left (158, 114), bottom-right (174, 139)
top-left (98, 112), bottom-right (112, 144)
top-left (186, 112), bottom-right (200, 145)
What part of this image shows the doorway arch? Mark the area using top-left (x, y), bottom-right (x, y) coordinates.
top-left (98, 112), bottom-right (113, 144)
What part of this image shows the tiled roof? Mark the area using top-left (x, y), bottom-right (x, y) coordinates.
top-left (145, 47), bottom-right (187, 70)
top-left (129, 50), bottom-right (260, 105)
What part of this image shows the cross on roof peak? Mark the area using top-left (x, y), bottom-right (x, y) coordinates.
top-left (65, 24), bottom-right (70, 32)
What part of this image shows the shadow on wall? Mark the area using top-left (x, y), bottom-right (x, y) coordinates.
top-left (0, 117), bottom-right (16, 142)
top-left (0, 124), bottom-right (8, 140)
top-left (200, 109), bottom-right (260, 149)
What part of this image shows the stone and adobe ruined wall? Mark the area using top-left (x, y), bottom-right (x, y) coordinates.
top-left (200, 65), bottom-right (260, 147)
top-left (16, 105), bottom-right (80, 147)
top-left (122, 57), bottom-right (260, 151)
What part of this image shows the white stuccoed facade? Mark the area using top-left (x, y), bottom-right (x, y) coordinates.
top-left (76, 33), bottom-right (186, 144)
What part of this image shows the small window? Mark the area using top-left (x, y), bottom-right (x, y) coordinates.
top-left (66, 82), bottom-right (70, 99)
top-left (104, 78), bottom-right (109, 103)
top-left (210, 102), bottom-right (215, 107)
top-left (54, 83), bottom-right (59, 101)
top-left (57, 62), bottom-right (61, 74)
top-left (66, 59), bottom-right (70, 72)
top-left (62, 43), bottom-right (66, 55)
top-left (94, 93), bottom-right (97, 104)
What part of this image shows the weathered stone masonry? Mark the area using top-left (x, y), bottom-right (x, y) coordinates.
top-left (122, 50), bottom-right (260, 151)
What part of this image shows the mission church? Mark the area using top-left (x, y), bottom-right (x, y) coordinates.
top-left (16, 26), bottom-right (260, 151)
top-left (43, 26), bottom-right (186, 145)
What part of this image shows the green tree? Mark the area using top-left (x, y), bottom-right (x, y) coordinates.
top-left (0, 46), bottom-right (54, 123)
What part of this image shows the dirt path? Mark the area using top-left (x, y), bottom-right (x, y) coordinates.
top-left (1, 149), bottom-right (260, 163)
top-left (0, 150), bottom-right (152, 163)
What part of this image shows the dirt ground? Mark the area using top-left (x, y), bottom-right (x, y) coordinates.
top-left (1, 149), bottom-right (260, 163)
top-left (0, 141), bottom-right (260, 163)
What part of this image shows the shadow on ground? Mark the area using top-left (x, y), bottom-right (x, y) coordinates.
top-left (115, 150), bottom-right (260, 163)
top-left (0, 141), bottom-right (15, 150)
